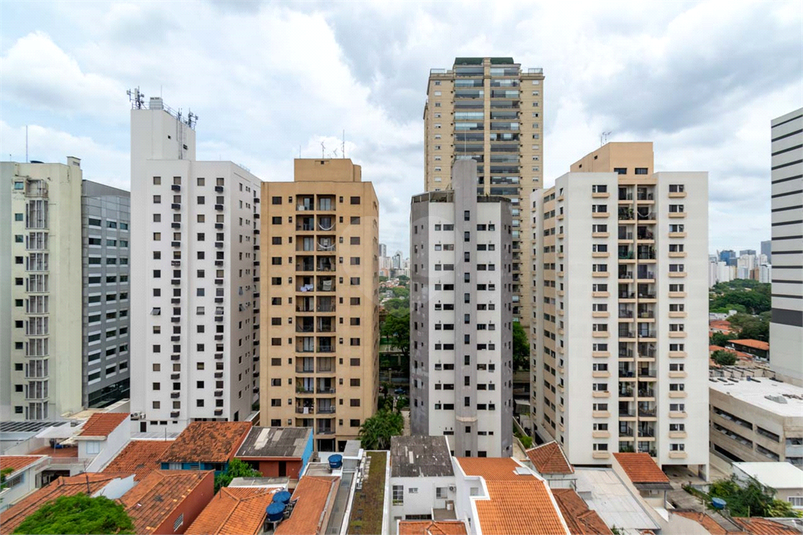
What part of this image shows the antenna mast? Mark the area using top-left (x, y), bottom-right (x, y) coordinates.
top-left (321, 141), bottom-right (326, 159)
top-left (342, 130), bottom-right (345, 159)
top-left (126, 87), bottom-right (145, 109)
top-left (600, 131), bottom-right (612, 146)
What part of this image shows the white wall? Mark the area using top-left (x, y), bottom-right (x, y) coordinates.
top-left (389, 475), bottom-right (456, 534)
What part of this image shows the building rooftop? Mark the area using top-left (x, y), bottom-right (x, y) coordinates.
top-left (76, 412), bottom-right (129, 438)
top-left (236, 427), bottom-right (311, 459)
top-left (552, 488), bottom-right (613, 535)
top-left (456, 458), bottom-right (569, 535)
top-left (733, 517), bottom-right (803, 535)
top-left (103, 440), bottom-right (173, 481)
top-left (120, 470), bottom-right (211, 534)
top-left (275, 475), bottom-right (339, 535)
top-left (398, 520), bottom-right (468, 535)
top-left (159, 421), bottom-right (251, 464)
top-left (525, 441), bottom-right (574, 475)
top-left (31, 444), bottom-right (78, 458)
top-left (574, 468), bottom-right (660, 532)
top-left (673, 511), bottom-right (743, 535)
top-left (729, 339), bottom-right (770, 352)
top-left (0, 473), bottom-right (126, 534)
top-left (733, 462), bottom-right (803, 490)
top-left (185, 487), bottom-right (277, 535)
top-left (0, 455), bottom-right (47, 473)
top-left (709, 377), bottom-right (803, 418)
top-left (391, 436), bottom-right (453, 478)
top-left (613, 453), bottom-right (671, 487)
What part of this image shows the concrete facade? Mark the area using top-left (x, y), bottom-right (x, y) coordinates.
top-left (260, 159), bottom-right (380, 452)
top-left (531, 143), bottom-right (708, 475)
top-left (410, 160), bottom-right (514, 457)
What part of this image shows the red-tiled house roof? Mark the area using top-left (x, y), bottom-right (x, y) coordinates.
top-left (552, 489), bottom-right (612, 535)
top-left (78, 412), bottom-right (129, 437)
top-left (398, 521), bottom-right (469, 535)
top-left (673, 511), bottom-right (744, 535)
top-left (185, 487), bottom-right (277, 535)
top-left (275, 476), bottom-right (339, 535)
top-left (0, 473), bottom-right (127, 535)
top-left (612, 453), bottom-right (670, 484)
top-left (103, 440), bottom-right (173, 481)
top-left (159, 422), bottom-right (252, 465)
top-left (733, 518), bottom-right (801, 535)
top-left (729, 339), bottom-right (770, 352)
top-left (526, 441), bottom-right (574, 475)
top-left (0, 456), bottom-right (47, 473)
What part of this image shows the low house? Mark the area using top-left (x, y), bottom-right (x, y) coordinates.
top-left (103, 440), bottom-right (174, 481)
top-left (185, 487), bottom-right (278, 535)
top-left (733, 462), bottom-right (803, 511)
top-left (119, 470), bottom-right (214, 535)
top-left (524, 441), bottom-right (576, 488)
top-left (235, 427), bottom-right (313, 479)
top-left (389, 436), bottom-right (456, 531)
top-left (612, 452), bottom-right (673, 508)
top-left (72, 412), bottom-right (131, 472)
top-left (727, 339), bottom-right (770, 360)
top-left (159, 422), bottom-right (251, 473)
top-left (0, 456), bottom-right (49, 512)
top-left (551, 488), bottom-right (612, 535)
top-left (274, 475), bottom-right (340, 535)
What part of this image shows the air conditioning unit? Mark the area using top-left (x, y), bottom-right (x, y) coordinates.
top-left (448, 485), bottom-right (456, 492)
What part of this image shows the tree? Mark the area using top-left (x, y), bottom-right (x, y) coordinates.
top-left (512, 322), bottom-right (529, 371)
top-left (708, 476), bottom-right (801, 518)
top-left (13, 494), bottom-right (135, 535)
top-left (359, 409), bottom-right (404, 450)
top-left (381, 311), bottom-right (410, 359)
top-left (390, 286), bottom-right (409, 299)
top-left (728, 313), bottom-right (769, 342)
top-left (710, 331), bottom-right (735, 347)
top-left (711, 350), bottom-right (737, 366)
top-left (214, 458), bottom-right (262, 492)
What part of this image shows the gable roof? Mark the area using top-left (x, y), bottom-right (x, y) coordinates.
top-left (159, 421), bottom-right (252, 464)
top-left (398, 520), bottom-right (468, 535)
top-left (0, 473), bottom-right (126, 535)
top-left (733, 518), bottom-right (802, 535)
top-left (275, 476), bottom-right (339, 535)
top-left (0, 455), bottom-right (47, 474)
top-left (613, 453), bottom-right (670, 486)
top-left (391, 435), bottom-right (453, 477)
top-left (120, 470), bottom-right (212, 534)
top-left (185, 487), bottom-right (277, 535)
top-left (729, 339), bottom-right (770, 351)
top-left (77, 412), bottom-right (129, 438)
top-left (103, 440), bottom-right (173, 481)
top-left (552, 489), bottom-right (613, 535)
top-left (526, 441), bottom-right (574, 475)
top-left (456, 457), bottom-right (528, 481)
top-left (673, 511), bottom-right (744, 535)
top-left (235, 427), bottom-right (312, 459)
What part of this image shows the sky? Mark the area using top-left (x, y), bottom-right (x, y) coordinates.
top-left (1, 0), bottom-right (801, 256)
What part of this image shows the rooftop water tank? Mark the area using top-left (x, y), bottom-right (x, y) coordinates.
top-left (273, 490), bottom-right (292, 504)
top-left (329, 454), bottom-right (343, 469)
top-left (712, 497), bottom-right (727, 510)
top-left (266, 502), bottom-right (286, 522)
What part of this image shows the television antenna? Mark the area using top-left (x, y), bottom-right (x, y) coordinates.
top-left (600, 131), bottom-right (612, 146)
top-left (126, 87), bottom-right (145, 109)
top-left (321, 141), bottom-right (326, 159)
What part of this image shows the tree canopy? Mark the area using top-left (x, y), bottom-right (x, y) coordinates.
top-left (13, 494), bottom-right (135, 535)
top-left (381, 310), bottom-right (410, 359)
top-left (359, 409), bottom-right (404, 450)
top-left (708, 476), bottom-right (801, 518)
top-left (709, 282), bottom-right (771, 315)
top-left (728, 312), bottom-right (770, 342)
top-left (214, 458), bottom-right (261, 492)
top-left (512, 322), bottom-right (529, 371)
top-left (711, 350), bottom-right (737, 366)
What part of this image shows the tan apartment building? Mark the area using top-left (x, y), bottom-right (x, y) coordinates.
top-left (424, 57), bottom-right (544, 327)
top-left (260, 159), bottom-right (379, 452)
top-left (531, 143), bottom-right (708, 476)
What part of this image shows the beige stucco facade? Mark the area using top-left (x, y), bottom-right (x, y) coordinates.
top-left (260, 159), bottom-right (379, 452)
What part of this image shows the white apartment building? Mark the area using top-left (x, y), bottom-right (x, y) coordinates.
top-left (1, 159), bottom-right (83, 421)
top-left (130, 95), bottom-right (261, 433)
top-left (410, 160), bottom-right (514, 457)
top-left (769, 107), bottom-right (803, 386)
top-left (530, 143), bottom-right (708, 477)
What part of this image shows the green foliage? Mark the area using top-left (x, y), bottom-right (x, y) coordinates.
top-left (728, 313), bottom-right (770, 342)
top-left (512, 322), bottom-right (529, 371)
top-left (619, 443), bottom-right (635, 453)
top-left (390, 286), bottom-right (409, 299)
top-left (706, 476), bottom-right (801, 518)
top-left (347, 452), bottom-right (386, 534)
top-left (711, 350), bottom-right (737, 366)
top-left (359, 410), bottom-right (403, 450)
top-left (382, 297), bottom-right (408, 313)
top-left (381, 310), bottom-right (410, 359)
top-left (709, 282), bottom-right (771, 315)
top-left (397, 275), bottom-right (409, 283)
top-left (214, 458), bottom-right (262, 492)
top-left (13, 494), bottom-right (135, 535)
top-left (710, 331), bottom-right (736, 347)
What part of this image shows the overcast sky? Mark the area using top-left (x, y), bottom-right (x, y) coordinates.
top-left (1, 0), bottom-right (801, 255)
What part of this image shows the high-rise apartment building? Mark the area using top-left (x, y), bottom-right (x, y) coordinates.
top-left (260, 159), bottom-right (379, 452)
top-left (1, 158), bottom-right (83, 421)
top-left (424, 57), bottom-right (544, 326)
top-left (769, 107), bottom-right (803, 386)
top-left (410, 160), bottom-right (514, 457)
top-left (761, 240), bottom-right (772, 263)
top-left (530, 143), bottom-right (708, 476)
top-left (82, 180), bottom-right (131, 408)
top-left (130, 97), bottom-right (261, 433)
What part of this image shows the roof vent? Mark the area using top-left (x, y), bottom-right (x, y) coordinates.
top-left (765, 395), bottom-right (788, 404)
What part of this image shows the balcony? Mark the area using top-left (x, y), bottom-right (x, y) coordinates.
top-left (618, 271), bottom-right (633, 281)
top-left (296, 405), bottom-right (315, 415)
top-left (618, 208), bottom-right (635, 221)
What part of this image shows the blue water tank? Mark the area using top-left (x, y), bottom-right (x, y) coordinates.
top-left (329, 454), bottom-right (343, 469)
top-left (273, 490), bottom-right (292, 504)
top-left (711, 497), bottom-right (727, 510)
top-left (266, 502), bottom-right (286, 522)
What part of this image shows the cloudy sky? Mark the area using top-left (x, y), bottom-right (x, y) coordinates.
top-left (1, 0), bottom-right (801, 255)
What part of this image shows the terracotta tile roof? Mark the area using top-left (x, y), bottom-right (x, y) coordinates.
top-left (710, 320), bottom-right (735, 333)
top-left (0, 455), bottom-right (46, 473)
top-left (120, 470), bottom-right (213, 534)
top-left (185, 487), bottom-right (277, 535)
top-left (552, 489), bottom-right (612, 535)
top-left (275, 476), bottom-right (339, 535)
top-left (103, 440), bottom-right (173, 481)
top-left (31, 445), bottom-right (78, 458)
top-left (612, 453), bottom-right (670, 484)
top-left (526, 441), bottom-right (574, 475)
top-left (398, 520), bottom-right (469, 535)
top-left (78, 412), bottom-right (129, 437)
top-left (0, 473), bottom-right (125, 535)
top-left (729, 339), bottom-right (770, 352)
top-left (672, 511), bottom-right (743, 535)
top-left (733, 518), bottom-right (801, 535)
top-left (456, 458), bottom-right (570, 535)
top-left (159, 421), bottom-right (252, 464)
top-left (709, 345), bottom-right (753, 359)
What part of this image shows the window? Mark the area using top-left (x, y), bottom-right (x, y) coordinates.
top-left (392, 486), bottom-right (404, 505)
top-left (635, 168), bottom-right (648, 175)
top-left (669, 184), bottom-right (685, 193)
top-left (174, 514), bottom-right (184, 532)
top-left (613, 168), bottom-right (627, 175)
top-left (350, 196), bottom-right (361, 205)
top-left (85, 441), bottom-right (101, 455)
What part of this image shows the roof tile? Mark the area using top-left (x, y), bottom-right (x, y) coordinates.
top-left (185, 487), bottom-right (277, 535)
top-left (733, 518), bottom-right (801, 535)
top-left (103, 440), bottom-right (173, 481)
top-left (275, 476), bottom-right (339, 535)
top-left (526, 441), bottom-right (574, 475)
top-left (0, 456), bottom-right (46, 474)
top-left (398, 520), bottom-right (468, 535)
top-left (552, 489), bottom-right (612, 535)
top-left (612, 453), bottom-right (670, 484)
top-left (78, 412), bottom-right (129, 437)
top-left (159, 422), bottom-right (252, 464)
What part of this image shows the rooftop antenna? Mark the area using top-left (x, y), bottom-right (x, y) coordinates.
top-left (25, 125), bottom-right (28, 163)
top-left (332, 147), bottom-right (339, 158)
top-left (321, 141), bottom-right (326, 159)
top-left (126, 87), bottom-right (145, 109)
top-left (600, 131), bottom-right (612, 146)
top-left (342, 130), bottom-right (345, 159)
